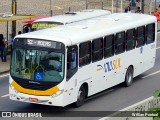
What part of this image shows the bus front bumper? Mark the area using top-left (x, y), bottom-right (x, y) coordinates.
top-left (9, 86), bottom-right (65, 107)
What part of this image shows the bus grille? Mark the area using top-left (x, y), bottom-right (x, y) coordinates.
top-left (15, 81), bottom-right (54, 90)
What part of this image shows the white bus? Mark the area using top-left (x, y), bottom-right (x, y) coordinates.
top-left (10, 13), bottom-right (157, 107)
top-left (30, 9), bottom-right (111, 31)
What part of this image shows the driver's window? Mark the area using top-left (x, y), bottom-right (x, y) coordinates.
top-left (67, 52), bottom-right (77, 69)
top-left (67, 45), bottom-right (78, 80)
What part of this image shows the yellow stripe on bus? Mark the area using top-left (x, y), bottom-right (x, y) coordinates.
top-left (97, 68), bottom-right (102, 71)
top-left (11, 81), bottom-right (60, 96)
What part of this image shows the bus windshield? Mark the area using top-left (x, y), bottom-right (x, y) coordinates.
top-left (31, 22), bottom-right (63, 31)
top-left (11, 39), bottom-right (65, 83)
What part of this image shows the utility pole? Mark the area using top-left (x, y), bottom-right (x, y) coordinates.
top-left (112, 0), bottom-right (113, 13)
top-left (50, 0), bottom-right (52, 16)
top-left (12, 0), bottom-right (17, 37)
top-left (155, 0), bottom-right (157, 9)
top-left (116, 0), bottom-right (118, 12)
top-left (141, 0), bottom-right (144, 13)
top-left (86, 0), bottom-right (88, 9)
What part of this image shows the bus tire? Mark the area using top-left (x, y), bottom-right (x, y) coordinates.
top-left (74, 85), bottom-right (86, 107)
top-left (124, 66), bottom-right (133, 87)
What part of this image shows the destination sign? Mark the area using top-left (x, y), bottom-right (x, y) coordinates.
top-left (31, 23), bottom-right (62, 29)
top-left (13, 38), bottom-right (63, 49)
top-left (27, 39), bottom-right (53, 47)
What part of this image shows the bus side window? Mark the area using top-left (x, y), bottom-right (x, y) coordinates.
top-left (104, 34), bottom-right (114, 58)
top-left (67, 45), bottom-right (78, 80)
top-left (115, 31), bottom-right (125, 55)
top-left (146, 23), bottom-right (155, 44)
top-left (126, 29), bottom-right (136, 51)
top-left (92, 37), bottom-right (103, 62)
top-left (136, 26), bottom-right (145, 47)
top-left (79, 41), bottom-right (91, 67)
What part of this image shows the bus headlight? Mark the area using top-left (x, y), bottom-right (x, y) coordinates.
top-left (10, 84), bottom-right (19, 93)
top-left (51, 89), bottom-right (64, 98)
top-left (10, 84), bottom-right (15, 90)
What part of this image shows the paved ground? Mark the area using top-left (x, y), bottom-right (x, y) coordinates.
top-left (0, 54), bottom-right (10, 74)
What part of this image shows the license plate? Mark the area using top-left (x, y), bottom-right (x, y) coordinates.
top-left (29, 97), bottom-right (39, 102)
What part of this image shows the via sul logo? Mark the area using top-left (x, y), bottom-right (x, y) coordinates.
top-left (97, 58), bottom-right (121, 73)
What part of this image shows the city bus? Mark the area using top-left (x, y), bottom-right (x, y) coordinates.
top-left (30, 9), bottom-right (111, 31)
top-left (9, 13), bottom-right (157, 107)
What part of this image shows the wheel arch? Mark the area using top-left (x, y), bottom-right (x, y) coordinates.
top-left (128, 65), bottom-right (134, 75)
top-left (80, 82), bottom-right (88, 98)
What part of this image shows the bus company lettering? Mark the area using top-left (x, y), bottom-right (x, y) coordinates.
top-left (97, 58), bottom-right (121, 72)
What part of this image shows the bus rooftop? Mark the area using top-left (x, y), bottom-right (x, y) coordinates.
top-left (34, 9), bottom-right (111, 24)
top-left (30, 9), bottom-right (111, 31)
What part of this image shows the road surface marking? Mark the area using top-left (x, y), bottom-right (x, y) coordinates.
top-left (156, 46), bottom-right (160, 50)
top-left (142, 70), bottom-right (160, 79)
top-left (0, 74), bottom-right (9, 78)
top-left (1, 94), bottom-right (9, 98)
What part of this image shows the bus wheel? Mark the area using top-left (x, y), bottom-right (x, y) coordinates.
top-left (75, 86), bottom-right (86, 107)
top-left (124, 66), bottom-right (133, 87)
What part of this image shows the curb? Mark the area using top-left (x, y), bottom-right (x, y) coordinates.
top-left (0, 70), bottom-right (10, 75)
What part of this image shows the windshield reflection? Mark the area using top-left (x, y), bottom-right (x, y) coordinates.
top-left (11, 48), bottom-right (65, 82)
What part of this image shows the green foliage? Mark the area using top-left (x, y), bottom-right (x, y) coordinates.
top-left (147, 106), bottom-right (160, 120)
top-left (153, 90), bottom-right (160, 97)
top-left (147, 90), bottom-right (160, 120)
top-left (153, 117), bottom-right (160, 120)
top-left (148, 105), bottom-right (160, 112)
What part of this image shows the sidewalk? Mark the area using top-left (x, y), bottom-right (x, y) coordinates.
top-left (0, 54), bottom-right (10, 75)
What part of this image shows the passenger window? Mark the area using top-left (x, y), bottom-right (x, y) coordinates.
top-left (146, 23), bottom-right (155, 44)
top-left (115, 32), bottom-right (125, 54)
top-left (104, 34), bottom-right (114, 58)
top-left (126, 29), bottom-right (136, 51)
top-left (67, 45), bottom-right (78, 80)
top-left (136, 26), bottom-right (145, 47)
top-left (79, 41), bottom-right (91, 67)
top-left (92, 38), bottom-right (103, 62)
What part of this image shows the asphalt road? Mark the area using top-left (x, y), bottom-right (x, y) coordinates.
top-left (0, 34), bottom-right (160, 120)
